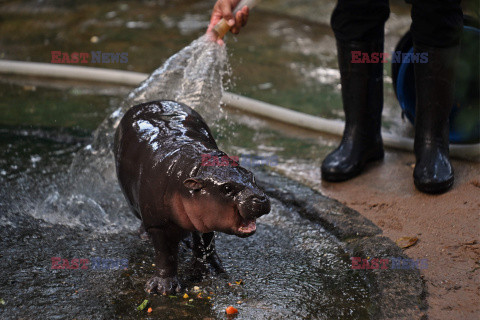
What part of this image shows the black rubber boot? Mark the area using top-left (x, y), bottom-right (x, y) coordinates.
top-left (321, 40), bottom-right (385, 182)
top-left (413, 44), bottom-right (459, 194)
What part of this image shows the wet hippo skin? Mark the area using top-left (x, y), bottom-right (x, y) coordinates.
top-left (113, 100), bottom-right (271, 294)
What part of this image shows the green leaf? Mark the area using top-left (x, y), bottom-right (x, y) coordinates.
top-left (136, 299), bottom-right (149, 311)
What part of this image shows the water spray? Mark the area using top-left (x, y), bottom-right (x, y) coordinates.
top-left (212, 0), bottom-right (259, 39)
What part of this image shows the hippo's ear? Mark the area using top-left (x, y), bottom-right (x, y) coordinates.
top-left (183, 178), bottom-right (204, 191)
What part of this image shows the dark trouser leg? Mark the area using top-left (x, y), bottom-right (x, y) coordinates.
top-left (322, 0), bottom-right (389, 182)
top-left (190, 231), bottom-right (225, 279)
top-left (411, 0), bottom-right (463, 193)
top-left (330, 0), bottom-right (390, 42)
top-left (410, 0), bottom-right (463, 49)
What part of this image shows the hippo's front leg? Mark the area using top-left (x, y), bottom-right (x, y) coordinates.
top-left (145, 227), bottom-right (182, 295)
top-left (190, 232), bottom-right (226, 279)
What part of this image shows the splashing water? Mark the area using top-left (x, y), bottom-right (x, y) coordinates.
top-left (123, 35), bottom-right (229, 123)
top-left (93, 34), bottom-right (229, 154)
top-left (33, 35), bottom-right (230, 232)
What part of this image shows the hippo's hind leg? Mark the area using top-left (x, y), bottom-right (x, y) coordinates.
top-left (145, 227), bottom-right (182, 295)
top-left (190, 232), bottom-right (226, 280)
top-left (128, 206), bottom-right (150, 241)
top-left (137, 222), bottom-right (151, 241)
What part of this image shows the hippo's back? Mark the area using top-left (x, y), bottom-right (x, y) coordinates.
top-left (113, 100), bottom-right (218, 219)
top-left (120, 100), bottom-right (215, 146)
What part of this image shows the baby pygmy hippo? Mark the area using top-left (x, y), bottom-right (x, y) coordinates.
top-left (114, 100), bottom-right (270, 294)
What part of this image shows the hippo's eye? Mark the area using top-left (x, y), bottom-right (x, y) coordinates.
top-left (221, 184), bottom-right (234, 195)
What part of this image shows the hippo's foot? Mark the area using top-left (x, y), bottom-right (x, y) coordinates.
top-left (145, 276), bottom-right (181, 295)
top-left (189, 253), bottom-right (226, 280)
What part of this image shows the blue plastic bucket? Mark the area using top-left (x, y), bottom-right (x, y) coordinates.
top-left (395, 24), bottom-right (480, 144)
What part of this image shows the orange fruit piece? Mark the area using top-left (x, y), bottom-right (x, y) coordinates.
top-left (226, 306), bottom-right (238, 315)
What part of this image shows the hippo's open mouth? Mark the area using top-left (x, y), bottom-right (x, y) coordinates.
top-left (235, 206), bottom-right (257, 237)
top-left (238, 218), bottom-right (256, 235)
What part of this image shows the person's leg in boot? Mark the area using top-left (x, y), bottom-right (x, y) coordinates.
top-left (411, 0), bottom-right (463, 193)
top-left (322, 0), bottom-right (389, 182)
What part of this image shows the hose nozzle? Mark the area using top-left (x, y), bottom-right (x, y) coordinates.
top-left (213, 19), bottom-right (232, 39)
top-left (212, 0), bottom-right (259, 39)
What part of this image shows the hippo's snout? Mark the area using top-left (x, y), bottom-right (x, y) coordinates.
top-left (237, 192), bottom-right (271, 221)
top-left (251, 194), bottom-right (267, 204)
top-left (248, 194), bottom-right (271, 218)
top-left (232, 189), bottom-right (270, 237)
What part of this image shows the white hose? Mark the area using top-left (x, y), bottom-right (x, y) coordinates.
top-left (0, 59), bottom-right (478, 161)
top-left (0, 60), bottom-right (147, 86)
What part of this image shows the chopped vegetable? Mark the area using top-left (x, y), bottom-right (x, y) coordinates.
top-left (226, 306), bottom-right (238, 315)
top-left (147, 307), bottom-right (153, 313)
top-left (183, 293), bottom-right (189, 299)
top-left (137, 299), bottom-right (149, 311)
top-left (0, 298), bottom-right (5, 305)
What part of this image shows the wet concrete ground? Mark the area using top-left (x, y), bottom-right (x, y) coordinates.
top-left (0, 163), bottom-right (376, 319)
top-left (0, 157), bottom-right (427, 319)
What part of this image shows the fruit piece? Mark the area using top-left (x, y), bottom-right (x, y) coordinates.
top-left (147, 307), bottom-right (153, 313)
top-left (183, 293), bottom-right (189, 299)
top-left (226, 306), bottom-right (238, 315)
